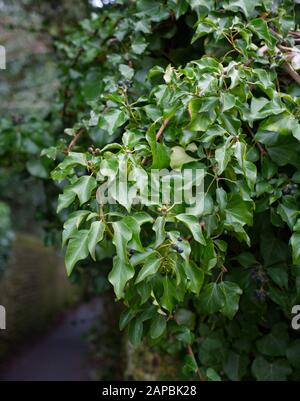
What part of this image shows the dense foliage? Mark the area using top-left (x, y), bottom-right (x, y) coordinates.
top-left (3, 0), bottom-right (300, 380)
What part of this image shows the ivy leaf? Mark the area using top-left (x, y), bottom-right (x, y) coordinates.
top-left (175, 308), bottom-right (196, 329)
top-left (123, 215), bottom-right (145, 252)
top-left (112, 220), bottom-right (132, 261)
top-left (225, 194), bottom-right (253, 227)
top-left (206, 368), bottom-right (222, 381)
top-left (215, 139), bottom-right (233, 174)
top-left (290, 232), bottom-right (300, 265)
top-left (219, 281), bottom-right (243, 319)
top-left (234, 141), bottom-right (257, 191)
top-left (192, 18), bottom-right (217, 42)
top-left (56, 152), bottom-right (87, 170)
top-left (221, 92), bottom-right (236, 112)
top-left (223, 0), bottom-right (262, 18)
top-left (119, 308), bottom-right (137, 331)
top-left (277, 197), bottom-right (298, 229)
top-left (88, 221), bottom-right (105, 261)
top-left (256, 323), bottom-right (289, 357)
top-left (150, 314), bottom-right (166, 339)
top-left (170, 146), bottom-right (197, 170)
top-left (161, 276), bottom-right (178, 312)
top-left (176, 214), bottom-right (206, 245)
top-left (41, 146), bottom-right (57, 160)
top-left (252, 357), bottom-right (292, 381)
top-left (70, 175), bottom-right (97, 205)
top-left (135, 253), bottom-right (161, 284)
top-left (223, 351), bottom-right (248, 381)
top-left (62, 210), bottom-right (90, 247)
top-left (146, 125), bottom-right (170, 169)
top-left (109, 256), bottom-right (134, 299)
top-left (119, 64), bottom-right (134, 79)
top-left (184, 261), bottom-right (204, 295)
top-left (257, 113), bottom-right (300, 142)
top-left (249, 18), bottom-right (274, 46)
top-left (130, 249), bottom-right (156, 267)
top-left (153, 216), bottom-right (166, 248)
top-left (255, 130), bottom-right (300, 168)
top-left (199, 283), bottom-right (225, 314)
top-left (57, 190), bottom-right (76, 213)
top-left (65, 230), bottom-right (90, 276)
top-left (182, 355), bottom-right (198, 376)
top-left (101, 109), bottom-right (128, 136)
top-left (128, 317), bottom-right (143, 346)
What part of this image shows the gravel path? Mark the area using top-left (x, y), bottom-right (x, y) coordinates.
top-left (0, 298), bottom-right (102, 381)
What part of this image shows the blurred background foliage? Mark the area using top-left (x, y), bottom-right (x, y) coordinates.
top-left (0, 0), bottom-right (91, 250)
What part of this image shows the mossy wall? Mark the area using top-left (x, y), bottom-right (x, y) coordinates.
top-left (0, 233), bottom-right (78, 358)
top-left (125, 341), bottom-right (180, 381)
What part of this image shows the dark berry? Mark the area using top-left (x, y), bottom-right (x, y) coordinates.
top-left (254, 289), bottom-right (266, 301)
top-left (178, 236), bottom-right (183, 242)
top-left (177, 248), bottom-right (184, 254)
top-left (128, 249), bottom-right (135, 255)
top-left (88, 147), bottom-right (94, 154)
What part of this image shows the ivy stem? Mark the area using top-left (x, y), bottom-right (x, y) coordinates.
top-left (282, 61), bottom-right (300, 86)
top-left (187, 345), bottom-right (205, 382)
top-left (156, 118), bottom-right (170, 141)
top-left (245, 126), bottom-right (266, 156)
top-left (99, 205), bottom-right (114, 239)
top-left (67, 128), bottom-right (85, 153)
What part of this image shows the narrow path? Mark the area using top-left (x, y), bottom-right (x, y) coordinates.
top-left (0, 298), bottom-right (102, 381)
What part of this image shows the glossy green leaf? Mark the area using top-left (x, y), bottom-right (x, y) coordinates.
top-left (65, 230), bottom-right (90, 276)
top-left (150, 314), bottom-right (166, 339)
top-left (88, 221), bottom-right (105, 260)
top-left (108, 256), bottom-right (134, 299)
top-left (135, 254), bottom-right (161, 284)
top-left (176, 214), bottom-right (206, 245)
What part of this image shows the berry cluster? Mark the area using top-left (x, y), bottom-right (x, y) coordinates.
top-left (117, 79), bottom-right (132, 89)
top-left (88, 145), bottom-right (101, 155)
top-left (251, 267), bottom-right (268, 302)
top-left (283, 183), bottom-right (298, 195)
top-left (171, 243), bottom-right (183, 254)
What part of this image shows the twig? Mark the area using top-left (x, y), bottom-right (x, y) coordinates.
top-left (269, 27), bottom-right (285, 42)
top-left (267, 29), bottom-right (300, 86)
top-left (187, 345), bottom-right (205, 382)
top-left (283, 61), bottom-right (300, 86)
top-left (278, 44), bottom-right (300, 54)
top-left (67, 128), bottom-right (85, 153)
top-left (246, 126), bottom-right (266, 156)
top-left (156, 118), bottom-right (170, 140)
top-left (99, 205), bottom-right (114, 239)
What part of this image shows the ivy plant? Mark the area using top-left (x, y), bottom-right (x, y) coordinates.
top-left (46, 0), bottom-right (300, 380)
